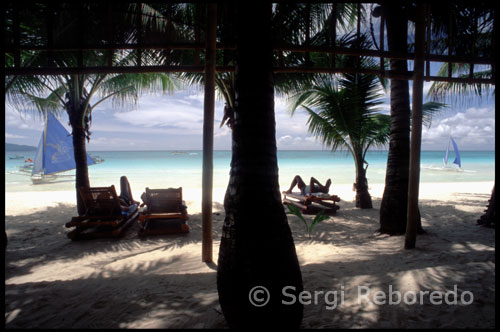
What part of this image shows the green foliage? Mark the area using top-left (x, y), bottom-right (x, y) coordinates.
top-left (287, 204), bottom-right (329, 239)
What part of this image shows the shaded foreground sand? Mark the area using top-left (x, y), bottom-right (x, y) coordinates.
top-left (5, 182), bottom-right (495, 328)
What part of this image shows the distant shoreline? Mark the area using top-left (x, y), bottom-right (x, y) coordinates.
top-left (5, 143), bottom-right (37, 152)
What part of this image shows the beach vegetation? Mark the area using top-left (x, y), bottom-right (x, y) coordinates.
top-left (290, 37), bottom-right (390, 209)
top-left (287, 204), bottom-right (330, 239)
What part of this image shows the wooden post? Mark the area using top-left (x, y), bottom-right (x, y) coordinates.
top-left (405, 3), bottom-right (426, 249)
top-left (202, 3), bottom-right (217, 263)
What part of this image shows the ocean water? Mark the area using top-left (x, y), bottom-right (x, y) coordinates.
top-left (5, 150), bottom-right (495, 193)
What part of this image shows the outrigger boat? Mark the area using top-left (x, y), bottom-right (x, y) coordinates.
top-left (30, 113), bottom-right (99, 184)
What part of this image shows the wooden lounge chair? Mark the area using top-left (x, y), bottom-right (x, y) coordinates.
top-left (282, 191), bottom-right (340, 215)
top-left (65, 185), bottom-right (139, 240)
top-left (138, 187), bottom-right (189, 236)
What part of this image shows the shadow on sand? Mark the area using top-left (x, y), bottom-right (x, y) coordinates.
top-left (5, 195), bottom-right (495, 328)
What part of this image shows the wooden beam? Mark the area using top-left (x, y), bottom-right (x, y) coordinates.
top-left (201, 3), bottom-right (217, 263)
top-left (405, 3), bottom-right (426, 250)
top-left (4, 43), bottom-right (494, 66)
top-left (4, 65), bottom-right (495, 85)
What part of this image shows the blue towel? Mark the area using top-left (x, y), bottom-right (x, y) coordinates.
top-left (121, 203), bottom-right (138, 217)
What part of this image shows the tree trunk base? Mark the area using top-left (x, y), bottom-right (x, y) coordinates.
top-left (477, 185), bottom-right (495, 228)
top-left (355, 188), bottom-right (373, 209)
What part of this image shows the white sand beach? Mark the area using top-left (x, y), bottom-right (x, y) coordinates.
top-left (5, 181), bottom-right (495, 328)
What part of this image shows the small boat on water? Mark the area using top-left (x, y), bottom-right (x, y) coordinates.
top-left (30, 113), bottom-right (100, 184)
top-left (443, 136), bottom-right (462, 171)
top-left (9, 155), bottom-right (25, 160)
top-left (422, 136), bottom-right (465, 173)
top-left (91, 155), bottom-right (105, 163)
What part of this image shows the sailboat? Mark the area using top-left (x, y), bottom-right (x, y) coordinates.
top-left (31, 113), bottom-right (98, 184)
top-left (443, 136), bottom-right (462, 170)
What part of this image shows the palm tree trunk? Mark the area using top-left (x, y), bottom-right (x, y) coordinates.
top-left (69, 108), bottom-right (90, 215)
top-left (379, 3), bottom-right (423, 234)
top-left (217, 2), bottom-right (303, 328)
top-left (354, 156), bottom-right (372, 209)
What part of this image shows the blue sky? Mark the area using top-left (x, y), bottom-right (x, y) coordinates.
top-left (4, 80), bottom-right (495, 151)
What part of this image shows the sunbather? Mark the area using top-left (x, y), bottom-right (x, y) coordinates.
top-left (286, 175), bottom-right (332, 195)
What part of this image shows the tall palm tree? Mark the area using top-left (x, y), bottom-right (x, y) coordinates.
top-left (376, 2), bottom-right (417, 235)
top-left (290, 66), bottom-right (391, 209)
top-left (216, 2), bottom-right (303, 328)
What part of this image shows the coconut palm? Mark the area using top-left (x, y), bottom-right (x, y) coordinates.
top-left (290, 64), bottom-right (390, 208)
top-left (216, 2), bottom-right (304, 328)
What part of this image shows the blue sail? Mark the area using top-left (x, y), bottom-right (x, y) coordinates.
top-left (450, 137), bottom-right (461, 168)
top-left (32, 113), bottom-right (96, 175)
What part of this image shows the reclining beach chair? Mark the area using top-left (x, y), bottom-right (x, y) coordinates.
top-left (138, 187), bottom-right (189, 236)
top-left (65, 185), bottom-right (139, 240)
top-left (282, 191), bottom-right (341, 215)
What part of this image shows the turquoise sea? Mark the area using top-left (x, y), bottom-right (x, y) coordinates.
top-left (5, 150), bottom-right (495, 193)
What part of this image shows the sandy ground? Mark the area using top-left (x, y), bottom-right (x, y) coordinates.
top-left (4, 181), bottom-right (495, 328)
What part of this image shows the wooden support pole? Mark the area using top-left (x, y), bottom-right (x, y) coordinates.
top-left (202, 3), bottom-right (217, 263)
top-left (405, 3), bottom-right (426, 250)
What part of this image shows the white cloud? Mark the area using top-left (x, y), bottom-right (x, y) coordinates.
top-left (422, 107), bottom-right (495, 150)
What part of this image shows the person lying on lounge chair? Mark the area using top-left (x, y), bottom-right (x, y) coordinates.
top-left (285, 175), bottom-right (332, 196)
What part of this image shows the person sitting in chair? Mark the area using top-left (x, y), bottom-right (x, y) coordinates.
top-left (285, 175), bottom-right (332, 196)
top-left (118, 176), bottom-right (139, 214)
